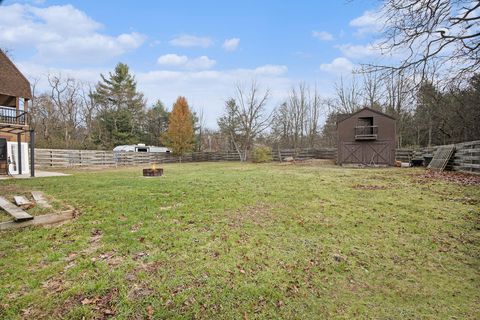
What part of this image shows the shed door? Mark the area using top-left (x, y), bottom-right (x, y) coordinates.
top-left (341, 142), bottom-right (391, 165)
top-left (364, 143), bottom-right (390, 165)
top-left (342, 143), bottom-right (363, 163)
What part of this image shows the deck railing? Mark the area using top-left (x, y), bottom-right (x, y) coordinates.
top-left (0, 106), bottom-right (27, 126)
top-left (355, 125), bottom-right (378, 139)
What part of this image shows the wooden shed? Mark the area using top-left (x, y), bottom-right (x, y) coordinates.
top-left (337, 107), bottom-right (396, 166)
top-left (0, 50), bottom-right (35, 176)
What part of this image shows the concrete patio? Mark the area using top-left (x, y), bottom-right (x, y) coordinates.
top-left (0, 170), bottom-right (70, 180)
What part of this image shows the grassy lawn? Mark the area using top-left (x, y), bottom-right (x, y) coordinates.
top-left (0, 162), bottom-right (478, 319)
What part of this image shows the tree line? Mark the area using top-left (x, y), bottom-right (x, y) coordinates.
top-left (29, 63), bottom-right (480, 157)
top-left (30, 63), bottom-right (199, 153)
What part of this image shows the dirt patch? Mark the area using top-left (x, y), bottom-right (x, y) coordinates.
top-left (128, 283), bottom-right (155, 300)
top-left (92, 251), bottom-right (124, 267)
top-left (55, 288), bottom-right (118, 319)
top-left (228, 203), bottom-right (275, 228)
top-left (42, 277), bottom-right (66, 294)
top-left (81, 228), bottom-right (103, 255)
top-left (277, 159), bottom-right (335, 166)
top-left (159, 203), bottom-right (182, 211)
top-left (352, 184), bottom-right (387, 190)
top-left (412, 170), bottom-right (480, 186)
top-left (441, 196), bottom-right (479, 205)
top-left (297, 159), bottom-right (335, 166)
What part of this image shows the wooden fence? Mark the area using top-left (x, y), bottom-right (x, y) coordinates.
top-left (271, 148), bottom-right (337, 161)
top-left (34, 148), bottom-right (338, 168)
top-left (34, 149), bottom-right (242, 167)
top-left (34, 141), bottom-right (479, 173)
top-left (395, 140), bottom-right (480, 173)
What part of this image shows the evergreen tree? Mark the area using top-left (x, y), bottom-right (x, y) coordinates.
top-left (144, 100), bottom-right (170, 146)
top-left (165, 97), bottom-right (194, 157)
top-left (92, 63), bottom-right (146, 148)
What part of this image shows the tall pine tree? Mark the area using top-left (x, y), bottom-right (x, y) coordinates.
top-left (165, 97), bottom-right (194, 157)
top-left (92, 63), bottom-right (146, 148)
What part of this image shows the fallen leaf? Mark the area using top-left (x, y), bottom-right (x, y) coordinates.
top-left (147, 305), bottom-right (154, 319)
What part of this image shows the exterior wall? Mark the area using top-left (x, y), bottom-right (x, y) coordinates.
top-left (0, 131), bottom-right (29, 142)
top-left (337, 109), bottom-right (396, 166)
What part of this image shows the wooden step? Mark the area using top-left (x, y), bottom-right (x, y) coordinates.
top-left (0, 209), bottom-right (77, 231)
top-left (14, 196), bottom-right (34, 209)
top-left (0, 197), bottom-right (33, 222)
top-left (31, 191), bottom-right (52, 208)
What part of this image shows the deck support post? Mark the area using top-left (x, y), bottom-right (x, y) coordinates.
top-left (17, 132), bottom-right (22, 175)
top-left (30, 130), bottom-right (35, 177)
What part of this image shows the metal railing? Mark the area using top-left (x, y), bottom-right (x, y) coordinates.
top-left (355, 125), bottom-right (378, 139)
top-left (0, 106), bottom-right (27, 125)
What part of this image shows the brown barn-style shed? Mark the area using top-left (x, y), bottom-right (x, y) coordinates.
top-left (337, 107), bottom-right (396, 166)
top-left (0, 50), bottom-right (35, 176)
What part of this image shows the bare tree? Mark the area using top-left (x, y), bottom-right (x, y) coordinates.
top-left (361, 69), bottom-right (382, 109)
top-left (383, 71), bottom-right (415, 147)
top-left (288, 83), bottom-right (308, 150)
top-left (271, 83), bottom-right (325, 150)
top-left (306, 85), bottom-right (324, 148)
top-left (332, 76), bottom-right (362, 113)
top-left (79, 83), bottom-right (99, 148)
top-left (194, 106), bottom-right (207, 151)
top-left (365, 0), bottom-right (480, 85)
top-left (48, 74), bottom-right (83, 148)
top-left (218, 81), bottom-right (271, 161)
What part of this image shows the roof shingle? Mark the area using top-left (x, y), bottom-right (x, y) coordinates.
top-left (0, 50), bottom-right (32, 100)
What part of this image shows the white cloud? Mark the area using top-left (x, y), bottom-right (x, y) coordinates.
top-left (312, 30), bottom-right (334, 41)
top-left (0, 4), bottom-right (145, 63)
top-left (36, 32), bottom-right (145, 63)
top-left (137, 64), bottom-right (293, 127)
top-left (18, 60), bottom-right (323, 128)
top-left (253, 65), bottom-right (288, 76)
top-left (157, 54), bottom-right (189, 66)
top-left (187, 56), bottom-right (216, 69)
top-left (157, 54), bottom-right (216, 70)
top-left (349, 10), bottom-right (384, 36)
top-left (222, 38), bottom-right (240, 51)
top-left (336, 43), bottom-right (381, 59)
top-left (169, 35), bottom-right (213, 48)
top-left (320, 57), bottom-right (355, 74)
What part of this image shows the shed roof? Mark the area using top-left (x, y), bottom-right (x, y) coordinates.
top-left (0, 50), bottom-right (32, 100)
top-left (337, 107), bottom-right (396, 124)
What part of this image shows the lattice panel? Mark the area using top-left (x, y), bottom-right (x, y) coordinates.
top-left (428, 145), bottom-right (455, 171)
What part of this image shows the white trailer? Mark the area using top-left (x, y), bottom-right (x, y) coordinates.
top-left (113, 144), bottom-right (171, 153)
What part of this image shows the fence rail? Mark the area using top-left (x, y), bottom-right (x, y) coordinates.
top-left (394, 140), bottom-right (480, 173)
top-left (34, 149), bottom-right (243, 168)
top-left (34, 148), bottom-right (338, 168)
top-left (34, 140), bottom-right (479, 174)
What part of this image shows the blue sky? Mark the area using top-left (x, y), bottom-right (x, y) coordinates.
top-left (1, 0), bottom-right (385, 127)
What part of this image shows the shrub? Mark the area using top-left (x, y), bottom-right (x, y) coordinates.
top-left (251, 146), bottom-right (272, 163)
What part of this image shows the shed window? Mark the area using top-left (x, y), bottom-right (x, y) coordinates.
top-left (358, 117), bottom-right (373, 127)
top-left (358, 117), bottom-right (374, 134)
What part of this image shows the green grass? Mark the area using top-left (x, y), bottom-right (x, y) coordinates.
top-left (0, 162), bottom-right (478, 319)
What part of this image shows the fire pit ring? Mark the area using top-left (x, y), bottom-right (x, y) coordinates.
top-left (143, 168), bottom-right (163, 177)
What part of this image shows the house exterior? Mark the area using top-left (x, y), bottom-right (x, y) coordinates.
top-left (337, 107), bottom-right (396, 166)
top-left (0, 50), bottom-right (35, 176)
